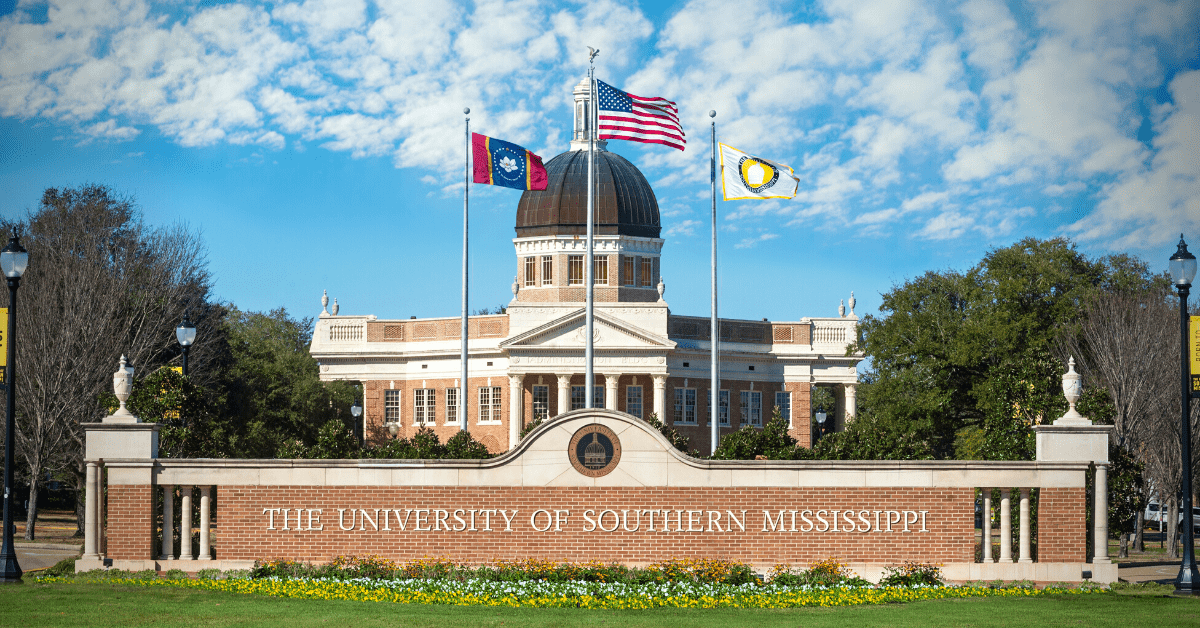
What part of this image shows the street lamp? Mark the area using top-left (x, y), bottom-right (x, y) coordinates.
top-left (0, 234), bottom-right (28, 582)
top-left (350, 400), bottom-right (363, 445)
top-left (814, 409), bottom-right (828, 443)
top-left (1169, 234), bottom-right (1198, 594)
top-left (175, 312), bottom-right (196, 376)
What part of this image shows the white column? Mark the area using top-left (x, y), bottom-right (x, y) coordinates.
top-left (604, 374), bottom-right (619, 411)
top-left (180, 486), bottom-right (194, 560)
top-left (556, 374), bottom-right (571, 416)
top-left (1095, 464), bottom-right (1111, 564)
top-left (83, 462), bottom-right (99, 559)
top-left (508, 374), bottom-right (523, 448)
top-left (843, 383), bottom-right (857, 422)
top-left (652, 375), bottom-right (667, 422)
top-left (160, 486), bottom-right (175, 560)
top-left (981, 490), bottom-right (993, 563)
top-left (199, 486), bottom-right (212, 561)
top-left (999, 489), bottom-right (1012, 563)
top-left (1018, 488), bottom-right (1032, 563)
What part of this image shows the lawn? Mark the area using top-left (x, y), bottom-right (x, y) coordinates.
top-left (1, 581), bottom-right (1198, 628)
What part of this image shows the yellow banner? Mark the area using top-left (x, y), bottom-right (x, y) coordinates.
top-left (1192, 316), bottom-right (1200, 395)
top-left (0, 307), bottom-right (7, 368)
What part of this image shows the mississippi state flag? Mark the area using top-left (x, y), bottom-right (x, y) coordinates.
top-left (472, 133), bottom-right (548, 191)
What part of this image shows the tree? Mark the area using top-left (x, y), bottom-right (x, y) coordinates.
top-left (216, 307), bottom-right (357, 458)
top-left (1, 185), bottom-right (215, 539)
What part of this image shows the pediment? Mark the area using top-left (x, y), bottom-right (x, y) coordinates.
top-left (501, 309), bottom-right (675, 350)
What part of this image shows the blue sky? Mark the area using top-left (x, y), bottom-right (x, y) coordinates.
top-left (0, 0), bottom-right (1197, 329)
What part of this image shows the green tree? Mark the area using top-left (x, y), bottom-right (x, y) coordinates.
top-left (710, 410), bottom-right (810, 460)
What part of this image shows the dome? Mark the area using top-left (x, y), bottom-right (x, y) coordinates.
top-left (516, 149), bottom-right (661, 238)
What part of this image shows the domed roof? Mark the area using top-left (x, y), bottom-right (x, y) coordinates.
top-left (516, 150), bottom-right (661, 238)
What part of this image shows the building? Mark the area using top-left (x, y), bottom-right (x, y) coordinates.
top-left (308, 79), bottom-right (862, 454)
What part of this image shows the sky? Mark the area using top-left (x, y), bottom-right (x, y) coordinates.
top-left (0, 0), bottom-right (1197, 331)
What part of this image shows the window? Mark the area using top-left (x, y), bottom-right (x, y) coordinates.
top-left (674, 388), bottom-right (697, 424)
top-left (541, 256), bottom-right (553, 286)
top-left (414, 389), bottom-right (436, 425)
top-left (524, 257), bottom-right (536, 286)
top-left (640, 257), bottom-right (653, 287)
top-left (593, 255), bottom-right (608, 285)
top-left (707, 390), bottom-right (730, 426)
top-left (446, 387), bottom-right (459, 425)
top-left (626, 385), bottom-right (643, 418)
top-left (623, 256), bottom-right (635, 286)
top-left (568, 255), bottom-right (584, 285)
top-left (571, 385), bottom-right (604, 410)
top-left (478, 386), bottom-right (502, 423)
top-left (740, 391), bottom-right (762, 427)
top-left (775, 391), bottom-right (791, 427)
top-left (385, 390), bottom-right (401, 423)
top-left (532, 385), bottom-right (549, 422)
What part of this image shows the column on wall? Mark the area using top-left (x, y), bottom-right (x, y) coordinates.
top-left (556, 374), bottom-right (571, 416)
top-left (199, 486), bottom-right (212, 561)
top-left (844, 383), bottom-right (857, 422)
top-left (1095, 464), bottom-right (1110, 564)
top-left (160, 486), bottom-right (175, 560)
top-left (604, 374), bottom-right (619, 412)
top-left (83, 462), bottom-right (100, 560)
top-left (180, 486), bottom-right (194, 560)
top-left (508, 374), bottom-right (524, 448)
top-left (652, 375), bottom-right (667, 422)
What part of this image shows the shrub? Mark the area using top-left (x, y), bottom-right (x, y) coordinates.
top-left (41, 556), bottom-right (76, 577)
top-left (643, 413), bottom-right (692, 454)
top-left (711, 410), bottom-right (812, 460)
top-left (879, 561), bottom-right (943, 587)
top-left (768, 557), bottom-right (870, 587)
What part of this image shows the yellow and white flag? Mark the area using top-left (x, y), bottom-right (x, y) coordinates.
top-left (718, 143), bottom-right (799, 200)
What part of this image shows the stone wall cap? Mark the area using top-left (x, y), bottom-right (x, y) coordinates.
top-left (1033, 424), bottom-right (1116, 434)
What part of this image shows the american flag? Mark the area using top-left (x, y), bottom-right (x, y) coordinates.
top-left (596, 80), bottom-right (685, 151)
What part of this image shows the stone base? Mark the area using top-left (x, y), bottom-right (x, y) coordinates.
top-left (75, 558), bottom-right (256, 574)
top-left (940, 561), bottom-right (1117, 584)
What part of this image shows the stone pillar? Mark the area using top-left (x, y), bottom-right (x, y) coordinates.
top-left (160, 486), bottom-right (175, 560)
top-left (180, 486), bottom-right (193, 560)
top-left (843, 383), bottom-right (857, 422)
top-left (1018, 488), bottom-right (1032, 563)
top-left (999, 489), bottom-right (1012, 563)
top-left (556, 375), bottom-right (571, 416)
top-left (508, 375), bottom-right (523, 447)
top-left (1095, 464), bottom-right (1111, 564)
top-left (652, 375), bottom-right (667, 422)
top-left (981, 490), bottom-right (993, 563)
top-left (605, 374), bottom-right (619, 412)
top-left (83, 462), bottom-right (100, 560)
top-left (198, 486), bottom-right (212, 561)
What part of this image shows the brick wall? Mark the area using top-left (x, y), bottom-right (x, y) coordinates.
top-left (213, 486), bottom-right (974, 566)
top-left (106, 484), bottom-right (155, 560)
top-left (1036, 487), bottom-right (1087, 562)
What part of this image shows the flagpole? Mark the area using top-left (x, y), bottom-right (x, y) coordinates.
top-left (461, 107), bottom-right (470, 431)
top-left (709, 110), bottom-right (719, 455)
top-left (585, 51), bottom-right (598, 409)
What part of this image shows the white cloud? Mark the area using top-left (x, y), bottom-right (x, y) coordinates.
top-left (664, 218), bottom-right (701, 238)
top-left (734, 232), bottom-right (780, 249)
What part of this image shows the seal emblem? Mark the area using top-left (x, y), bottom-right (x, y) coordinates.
top-left (568, 424), bottom-right (621, 477)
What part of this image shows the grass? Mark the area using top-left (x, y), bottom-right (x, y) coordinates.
top-left (1, 580), bottom-right (1197, 627)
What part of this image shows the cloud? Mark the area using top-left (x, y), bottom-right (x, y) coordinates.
top-left (664, 218), bottom-right (701, 238)
top-left (734, 233), bottom-right (779, 249)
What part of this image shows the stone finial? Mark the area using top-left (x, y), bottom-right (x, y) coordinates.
top-left (1055, 356), bottom-right (1089, 424)
top-left (657, 277), bottom-right (665, 301)
top-left (512, 276), bottom-right (519, 297)
top-left (838, 300), bottom-right (846, 317)
top-left (321, 290), bottom-right (329, 315)
top-left (108, 355), bottom-right (137, 423)
top-left (849, 291), bottom-right (856, 316)
top-left (331, 298), bottom-right (339, 316)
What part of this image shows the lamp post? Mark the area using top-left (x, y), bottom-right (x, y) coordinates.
top-left (0, 234), bottom-right (28, 582)
top-left (175, 313), bottom-right (196, 376)
top-left (350, 399), bottom-right (363, 445)
top-left (1171, 235), bottom-right (1199, 594)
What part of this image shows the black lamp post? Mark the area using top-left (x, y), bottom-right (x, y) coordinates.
top-left (176, 312), bottom-right (196, 376)
top-left (350, 399), bottom-right (363, 445)
top-left (1170, 234), bottom-right (1198, 594)
top-left (814, 409), bottom-right (828, 443)
top-left (0, 234), bottom-right (28, 583)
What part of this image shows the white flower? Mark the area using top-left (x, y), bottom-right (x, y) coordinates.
top-left (499, 156), bottom-right (518, 172)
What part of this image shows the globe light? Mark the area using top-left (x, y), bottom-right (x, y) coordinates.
top-left (1169, 235), bottom-right (1197, 287)
top-left (0, 236), bottom-right (28, 279)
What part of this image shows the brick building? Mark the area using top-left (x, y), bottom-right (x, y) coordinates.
top-left (309, 79), bottom-right (862, 454)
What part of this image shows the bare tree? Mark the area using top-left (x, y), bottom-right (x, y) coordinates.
top-left (2, 185), bottom-right (215, 539)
